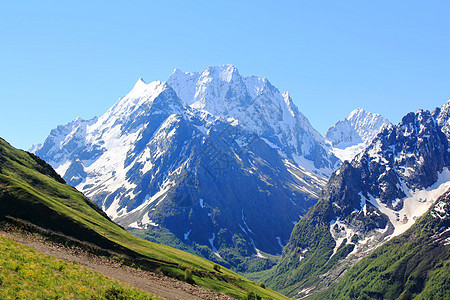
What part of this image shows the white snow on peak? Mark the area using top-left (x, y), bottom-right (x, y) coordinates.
top-left (29, 143), bottom-right (42, 153)
top-left (347, 108), bottom-right (390, 144)
top-left (105, 80), bottom-right (182, 122)
top-left (244, 75), bottom-right (267, 99)
top-left (167, 68), bottom-right (201, 105)
top-left (33, 76), bottom-right (189, 220)
top-left (167, 65), bottom-right (333, 177)
top-left (325, 119), bottom-right (362, 147)
top-left (34, 66), bottom-right (340, 223)
top-left (136, 76), bottom-right (146, 85)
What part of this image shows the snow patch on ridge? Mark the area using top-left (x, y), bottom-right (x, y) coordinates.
top-left (331, 143), bottom-right (367, 162)
top-left (184, 229), bottom-right (192, 240)
top-left (276, 237), bottom-right (284, 250)
top-left (364, 168), bottom-right (450, 238)
top-left (329, 220), bottom-right (356, 258)
top-left (241, 209), bottom-right (254, 234)
top-left (208, 233), bottom-right (222, 258)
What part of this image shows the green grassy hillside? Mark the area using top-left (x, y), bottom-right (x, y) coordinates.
top-left (0, 235), bottom-right (156, 299)
top-left (0, 138), bottom-right (285, 300)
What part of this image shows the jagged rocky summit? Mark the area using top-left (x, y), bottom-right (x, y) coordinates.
top-left (326, 108), bottom-right (391, 162)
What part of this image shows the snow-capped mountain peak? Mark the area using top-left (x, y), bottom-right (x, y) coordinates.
top-left (204, 64), bottom-right (240, 83)
top-left (327, 108), bottom-right (391, 162)
top-left (272, 101), bottom-right (450, 297)
top-left (347, 108), bottom-right (390, 144)
top-left (105, 80), bottom-right (184, 123)
top-left (325, 119), bottom-right (362, 147)
top-left (168, 65), bottom-right (338, 177)
top-left (434, 99), bottom-right (450, 139)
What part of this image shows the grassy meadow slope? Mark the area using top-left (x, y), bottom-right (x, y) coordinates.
top-left (0, 235), bottom-right (156, 299)
top-left (0, 137), bottom-right (285, 300)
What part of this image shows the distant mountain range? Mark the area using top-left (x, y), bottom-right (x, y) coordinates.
top-left (31, 64), bottom-right (447, 290)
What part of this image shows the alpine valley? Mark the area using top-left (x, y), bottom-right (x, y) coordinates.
top-left (31, 65), bottom-right (450, 299)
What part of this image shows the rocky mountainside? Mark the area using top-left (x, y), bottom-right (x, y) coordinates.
top-left (32, 66), bottom-right (329, 271)
top-left (310, 188), bottom-right (450, 299)
top-left (326, 108), bottom-right (390, 162)
top-left (266, 101), bottom-right (450, 297)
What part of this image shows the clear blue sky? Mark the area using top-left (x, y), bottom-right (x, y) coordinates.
top-left (1, 1), bottom-right (449, 150)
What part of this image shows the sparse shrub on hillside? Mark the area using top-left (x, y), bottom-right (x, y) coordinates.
top-left (213, 263), bottom-right (221, 272)
top-left (184, 269), bottom-right (194, 284)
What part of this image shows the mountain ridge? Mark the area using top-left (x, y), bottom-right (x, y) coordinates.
top-left (264, 101), bottom-right (450, 298)
top-left (167, 64), bottom-right (339, 177)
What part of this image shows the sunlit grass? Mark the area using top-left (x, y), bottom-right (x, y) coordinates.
top-left (0, 236), bottom-right (156, 299)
